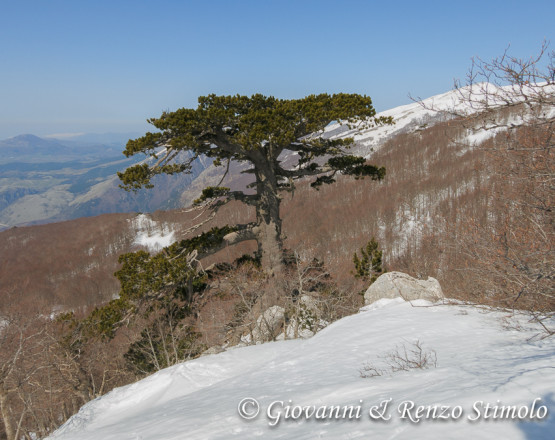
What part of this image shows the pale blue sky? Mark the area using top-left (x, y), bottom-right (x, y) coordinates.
top-left (1, 0), bottom-right (553, 139)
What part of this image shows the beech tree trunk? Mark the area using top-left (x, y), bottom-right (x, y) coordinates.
top-left (0, 387), bottom-right (16, 440)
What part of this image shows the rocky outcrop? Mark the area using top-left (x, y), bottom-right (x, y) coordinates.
top-left (364, 271), bottom-right (444, 305)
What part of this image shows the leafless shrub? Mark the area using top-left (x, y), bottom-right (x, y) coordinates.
top-left (360, 340), bottom-right (437, 378)
top-left (384, 340), bottom-right (438, 371)
top-left (279, 251), bottom-right (362, 330)
top-left (359, 362), bottom-right (384, 378)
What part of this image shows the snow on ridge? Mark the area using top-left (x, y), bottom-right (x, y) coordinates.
top-left (131, 213), bottom-right (175, 252)
top-left (280, 94), bottom-right (448, 166)
top-left (324, 82), bottom-right (555, 158)
top-left (48, 299), bottom-right (555, 440)
top-left (322, 87), bottom-right (466, 155)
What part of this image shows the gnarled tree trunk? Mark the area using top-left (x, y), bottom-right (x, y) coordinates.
top-left (254, 160), bottom-right (283, 276)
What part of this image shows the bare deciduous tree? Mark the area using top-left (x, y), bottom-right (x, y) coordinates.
top-left (418, 43), bottom-right (554, 328)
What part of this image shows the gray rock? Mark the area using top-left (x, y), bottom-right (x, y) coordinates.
top-left (364, 271), bottom-right (444, 305)
top-left (284, 295), bottom-right (321, 339)
top-left (249, 305), bottom-right (285, 344)
top-left (201, 346), bottom-right (225, 357)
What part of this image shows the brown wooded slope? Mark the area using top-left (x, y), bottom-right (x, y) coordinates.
top-left (0, 112), bottom-right (544, 313)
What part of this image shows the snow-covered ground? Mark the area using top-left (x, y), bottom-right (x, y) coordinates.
top-left (48, 298), bottom-right (554, 440)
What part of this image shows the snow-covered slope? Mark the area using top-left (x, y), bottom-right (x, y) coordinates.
top-left (323, 82), bottom-right (555, 158)
top-left (322, 89), bottom-right (457, 157)
top-left (48, 299), bottom-right (554, 440)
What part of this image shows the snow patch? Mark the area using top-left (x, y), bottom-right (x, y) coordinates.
top-left (131, 214), bottom-right (175, 252)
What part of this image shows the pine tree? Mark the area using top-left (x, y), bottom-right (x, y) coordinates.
top-left (119, 94), bottom-right (391, 275)
top-left (353, 238), bottom-right (384, 284)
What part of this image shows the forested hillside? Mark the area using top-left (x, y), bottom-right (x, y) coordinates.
top-left (1, 81), bottom-right (553, 439)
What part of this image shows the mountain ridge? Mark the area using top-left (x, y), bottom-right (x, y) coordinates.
top-left (0, 85), bottom-right (502, 229)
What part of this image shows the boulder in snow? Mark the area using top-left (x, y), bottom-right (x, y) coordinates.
top-left (284, 294), bottom-right (324, 339)
top-left (364, 271), bottom-right (444, 305)
top-left (248, 305), bottom-right (285, 344)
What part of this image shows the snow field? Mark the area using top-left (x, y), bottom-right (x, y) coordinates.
top-left (48, 298), bottom-right (555, 440)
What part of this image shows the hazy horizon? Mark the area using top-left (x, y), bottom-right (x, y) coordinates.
top-left (1, 0), bottom-right (554, 139)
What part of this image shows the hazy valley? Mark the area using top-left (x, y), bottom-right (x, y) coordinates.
top-left (0, 133), bottom-right (212, 229)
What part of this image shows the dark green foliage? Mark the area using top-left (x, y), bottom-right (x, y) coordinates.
top-left (75, 243), bottom-right (207, 371)
top-left (119, 93), bottom-right (390, 273)
top-left (328, 156), bottom-right (386, 180)
top-left (193, 186), bottom-right (230, 205)
top-left (117, 163), bottom-right (153, 190)
top-left (353, 238), bottom-right (385, 284)
top-left (84, 298), bottom-right (131, 340)
top-left (115, 250), bottom-right (185, 301)
top-left (166, 225), bottom-right (237, 256)
top-left (311, 157), bottom-right (386, 189)
top-left (234, 253), bottom-right (261, 268)
top-left (78, 226), bottom-right (236, 341)
top-left (117, 163), bottom-right (188, 190)
top-left (310, 174), bottom-right (337, 189)
top-left (118, 93), bottom-right (390, 191)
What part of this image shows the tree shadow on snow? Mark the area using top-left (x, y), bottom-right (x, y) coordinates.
top-left (517, 393), bottom-right (555, 440)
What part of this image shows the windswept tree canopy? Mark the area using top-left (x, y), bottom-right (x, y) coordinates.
top-left (119, 93), bottom-right (389, 189)
top-left (119, 93), bottom-right (391, 274)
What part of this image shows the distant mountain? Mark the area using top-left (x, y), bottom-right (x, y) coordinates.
top-left (0, 134), bottom-right (78, 159)
top-left (54, 132), bottom-right (142, 146)
top-left (46, 132), bottom-right (144, 156)
top-left (0, 134), bottom-right (212, 229)
top-left (0, 133), bottom-right (142, 162)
